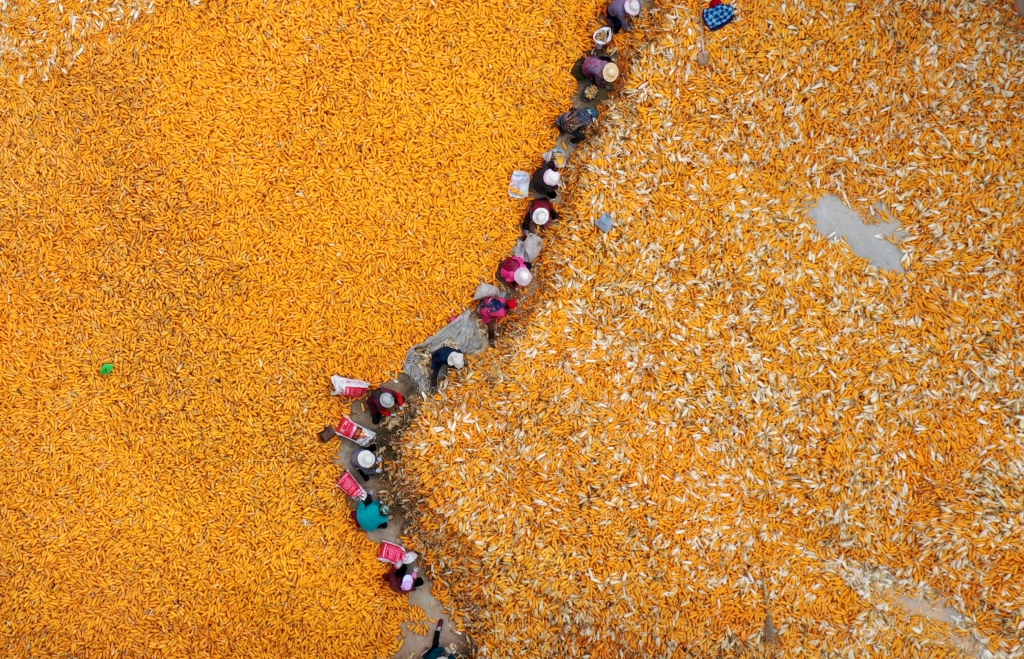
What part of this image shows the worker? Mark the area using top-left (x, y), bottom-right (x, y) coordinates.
top-left (350, 446), bottom-right (382, 482)
top-left (522, 199), bottom-right (558, 233)
top-left (478, 296), bottom-right (517, 347)
top-left (352, 492), bottom-right (388, 531)
top-left (582, 55), bottom-right (619, 87)
top-left (422, 620), bottom-right (455, 659)
top-left (556, 107), bottom-right (599, 145)
top-left (366, 386), bottom-right (405, 425)
top-left (531, 161), bottom-right (561, 200)
top-left (607, 0), bottom-right (641, 32)
top-left (429, 346), bottom-right (465, 392)
top-left (498, 255), bottom-right (532, 290)
top-left (384, 563), bottom-right (424, 594)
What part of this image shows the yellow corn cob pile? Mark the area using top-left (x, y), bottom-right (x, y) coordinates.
top-left (0, 0), bottom-right (607, 655)
top-left (395, 0), bottom-right (1024, 657)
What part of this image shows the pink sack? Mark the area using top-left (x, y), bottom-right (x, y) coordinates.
top-left (378, 541), bottom-right (407, 566)
top-left (337, 471), bottom-right (367, 500)
top-left (337, 416), bottom-right (377, 447)
top-left (331, 376), bottom-right (371, 398)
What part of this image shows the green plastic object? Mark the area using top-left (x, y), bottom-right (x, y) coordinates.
top-left (100, 363), bottom-right (114, 376)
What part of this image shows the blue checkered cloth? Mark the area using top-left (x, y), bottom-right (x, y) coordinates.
top-left (703, 3), bottom-right (735, 30)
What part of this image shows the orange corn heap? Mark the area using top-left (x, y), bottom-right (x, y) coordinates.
top-left (396, 0), bottom-right (1024, 657)
top-left (0, 0), bottom-right (606, 655)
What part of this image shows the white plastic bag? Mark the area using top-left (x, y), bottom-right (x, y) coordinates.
top-left (337, 415), bottom-right (377, 447)
top-left (331, 376), bottom-right (371, 397)
top-left (515, 233), bottom-right (543, 262)
top-left (473, 282), bottom-right (502, 301)
top-left (508, 170), bottom-right (530, 199)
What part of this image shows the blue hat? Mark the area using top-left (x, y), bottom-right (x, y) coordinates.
top-left (586, 108), bottom-right (599, 120)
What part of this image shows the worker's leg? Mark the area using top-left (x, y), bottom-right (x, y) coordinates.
top-left (487, 321), bottom-right (496, 347)
top-left (429, 620), bottom-right (443, 650)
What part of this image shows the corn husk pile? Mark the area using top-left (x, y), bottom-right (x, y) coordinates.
top-left (0, 0), bottom-right (607, 654)
top-left (396, 0), bottom-right (1024, 657)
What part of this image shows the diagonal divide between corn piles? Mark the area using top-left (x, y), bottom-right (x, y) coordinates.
top-left (333, 6), bottom-right (658, 657)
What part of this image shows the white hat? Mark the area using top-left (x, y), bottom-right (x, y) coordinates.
top-left (514, 267), bottom-right (533, 287)
top-left (602, 62), bottom-right (620, 82)
top-left (447, 352), bottom-right (465, 369)
top-left (401, 575), bottom-right (414, 591)
top-left (379, 392), bottom-right (395, 408)
top-left (356, 450), bottom-right (376, 469)
top-left (532, 207), bottom-right (550, 225)
top-left (625, 0), bottom-right (640, 15)
top-left (542, 169), bottom-right (561, 187)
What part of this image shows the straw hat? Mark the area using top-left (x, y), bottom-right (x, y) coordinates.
top-left (532, 207), bottom-right (550, 225)
top-left (625, 0), bottom-right (641, 15)
top-left (356, 450), bottom-right (376, 469)
top-left (514, 268), bottom-right (533, 287)
top-left (379, 391), bottom-right (395, 408)
top-left (602, 62), bottom-right (620, 82)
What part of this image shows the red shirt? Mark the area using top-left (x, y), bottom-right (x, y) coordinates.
top-left (367, 388), bottom-right (405, 417)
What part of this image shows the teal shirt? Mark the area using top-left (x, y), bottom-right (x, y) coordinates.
top-left (423, 649), bottom-right (452, 659)
top-left (355, 500), bottom-right (388, 531)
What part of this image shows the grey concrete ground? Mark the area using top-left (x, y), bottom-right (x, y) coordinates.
top-left (332, 374), bottom-right (467, 659)
top-left (806, 195), bottom-right (906, 272)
